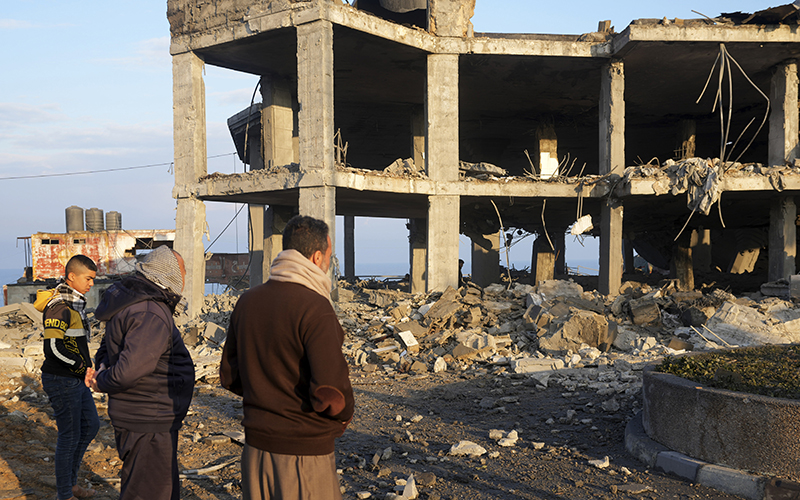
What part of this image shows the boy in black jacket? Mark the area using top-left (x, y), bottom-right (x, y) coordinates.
top-left (36, 254), bottom-right (100, 500)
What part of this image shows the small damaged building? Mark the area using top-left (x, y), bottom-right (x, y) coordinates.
top-left (168, 0), bottom-right (800, 317)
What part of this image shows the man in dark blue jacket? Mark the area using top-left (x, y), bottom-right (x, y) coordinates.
top-left (87, 246), bottom-right (194, 500)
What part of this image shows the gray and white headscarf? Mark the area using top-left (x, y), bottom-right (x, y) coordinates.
top-left (136, 246), bottom-right (183, 296)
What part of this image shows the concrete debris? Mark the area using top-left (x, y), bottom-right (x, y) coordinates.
top-left (588, 456), bottom-right (610, 469)
top-left (448, 440), bottom-right (487, 457)
top-left (4, 275), bottom-right (800, 416)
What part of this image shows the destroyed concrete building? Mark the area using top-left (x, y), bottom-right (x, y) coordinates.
top-left (168, 0), bottom-right (800, 317)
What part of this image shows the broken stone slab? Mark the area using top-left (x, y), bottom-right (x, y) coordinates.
top-left (424, 286), bottom-right (461, 322)
top-left (365, 289), bottom-right (398, 308)
top-left (761, 280), bottom-right (790, 298)
top-left (433, 357), bottom-right (447, 373)
top-left (628, 296), bottom-right (661, 326)
top-left (707, 301), bottom-right (800, 344)
top-left (539, 310), bottom-right (611, 356)
top-left (509, 357), bottom-right (565, 374)
top-left (448, 440), bottom-right (487, 457)
top-left (459, 161), bottom-right (507, 177)
top-left (396, 331), bottom-right (419, 353)
top-left (203, 322), bottom-right (226, 344)
top-left (535, 280), bottom-right (583, 300)
top-left (613, 326), bottom-right (639, 351)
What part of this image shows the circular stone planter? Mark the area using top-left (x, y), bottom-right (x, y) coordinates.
top-left (642, 363), bottom-right (800, 480)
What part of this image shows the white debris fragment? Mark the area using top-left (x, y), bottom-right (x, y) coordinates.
top-left (448, 440), bottom-right (487, 457)
top-left (589, 456), bottom-right (610, 469)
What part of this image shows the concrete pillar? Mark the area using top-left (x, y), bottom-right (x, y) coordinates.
top-left (264, 206), bottom-right (293, 279)
top-left (249, 205), bottom-right (265, 286)
top-left (344, 216), bottom-right (355, 280)
top-left (299, 186), bottom-right (336, 279)
top-left (598, 60), bottom-right (625, 296)
top-left (677, 120), bottom-right (696, 160)
top-left (261, 75), bottom-right (295, 169)
top-left (623, 239), bottom-right (636, 275)
top-left (297, 20), bottom-right (334, 171)
top-left (555, 231), bottom-right (566, 275)
top-left (409, 219), bottom-right (427, 294)
top-left (531, 234), bottom-right (556, 285)
top-left (769, 196), bottom-right (797, 281)
top-left (425, 54), bottom-right (459, 182)
top-left (471, 231), bottom-right (500, 287)
top-left (428, 0), bottom-right (475, 36)
top-left (769, 59), bottom-right (799, 168)
top-left (536, 123), bottom-right (559, 178)
top-left (427, 195), bottom-right (460, 291)
top-left (671, 233), bottom-right (694, 291)
top-left (691, 228), bottom-right (712, 272)
top-left (411, 106), bottom-right (425, 171)
top-left (172, 51), bottom-right (207, 319)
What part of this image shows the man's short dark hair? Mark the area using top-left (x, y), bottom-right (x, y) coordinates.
top-left (283, 215), bottom-right (329, 259)
top-left (66, 254), bottom-right (97, 276)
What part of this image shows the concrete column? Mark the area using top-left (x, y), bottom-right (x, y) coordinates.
top-left (536, 123), bottom-right (559, 178)
top-left (172, 51), bottom-right (207, 319)
top-left (411, 106), bottom-right (425, 171)
top-left (248, 205), bottom-right (265, 286)
top-left (769, 60), bottom-right (799, 168)
top-left (428, 0), bottom-right (475, 36)
top-left (427, 195), bottom-right (460, 291)
top-left (769, 196), bottom-right (797, 281)
top-left (623, 239), bottom-right (636, 275)
top-left (691, 228), bottom-right (712, 272)
top-left (425, 54), bottom-right (459, 182)
top-left (261, 75), bottom-right (295, 169)
top-left (409, 219), bottom-right (427, 294)
top-left (555, 231), bottom-right (566, 275)
top-left (264, 206), bottom-right (293, 279)
top-left (344, 215), bottom-right (355, 280)
top-left (471, 231), bottom-right (500, 287)
top-left (297, 21), bottom-right (334, 171)
top-left (531, 234), bottom-right (556, 285)
top-left (671, 234), bottom-right (694, 291)
top-left (598, 60), bottom-right (625, 296)
top-left (299, 186), bottom-right (336, 281)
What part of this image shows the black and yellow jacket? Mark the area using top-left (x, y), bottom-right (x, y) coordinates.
top-left (34, 286), bottom-right (92, 378)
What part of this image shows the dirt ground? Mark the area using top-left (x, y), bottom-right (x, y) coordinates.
top-left (0, 362), bottom-right (744, 500)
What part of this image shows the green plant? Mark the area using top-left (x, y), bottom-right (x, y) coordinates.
top-left (655, 345), bottom-right (800, 399)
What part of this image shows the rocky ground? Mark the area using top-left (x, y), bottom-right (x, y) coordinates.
top-left (5, 272), bottom-right (797, 499)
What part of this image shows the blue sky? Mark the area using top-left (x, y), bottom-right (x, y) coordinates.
top-left (0, 1), bottom-right (773, 279)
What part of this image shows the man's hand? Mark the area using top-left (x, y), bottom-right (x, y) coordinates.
top-left (86, 363), bottom-right (106, 392)
top-left (84, 367), bottom-right (95, 388)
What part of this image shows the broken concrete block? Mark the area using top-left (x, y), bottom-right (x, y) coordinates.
top-left (761, 280), bottom-right (790, 298)
top-left (538, 310), bottom-right (611, 356)
top-left (365, 290), bottom-right (398, 308)
top-left (17, 302), bottom-right (43, 328)
top-left (536, 280), bottom-right (583, 300)
top-left (448, 440), bottom-right (487, 457)
top-left (204, 322), bottom-right (226, 344)
top-left (424, 286), bottom-right (461, 321)
top-left (509, 357), bottom-right (564, 374)
top-left (409, 360), bottom-right (427, 373)
top-left (628, 297), bottom-right (661, 326)
top-left (483, 284), bottom-right (506, 295)
top-left (396, 331), bottom-right (419, 353)
top-left (667, 337), bottom-right (693, 351)
top-left (433, 357), bottom-right (447, 373)
top-left (681, 306), bottom-right (710, 327)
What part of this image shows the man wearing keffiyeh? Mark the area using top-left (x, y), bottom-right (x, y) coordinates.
top-left (35, 254), bottom-right (100, 500)
top-left (87, 245), bottom-right (194, 500)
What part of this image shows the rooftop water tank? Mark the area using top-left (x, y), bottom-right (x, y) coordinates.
top-left (85, 207), bottom-right (104, 232)
top-left (106, 211), bottom-right (122, 231)
top-left (66, 206), bottom-right (84, 232)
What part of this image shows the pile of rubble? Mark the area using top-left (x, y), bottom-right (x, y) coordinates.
top-left (3, 277), bottom-right (800, 387)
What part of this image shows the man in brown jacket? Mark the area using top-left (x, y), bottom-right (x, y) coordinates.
top-left (221, 215), bottom-right (354, 500)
